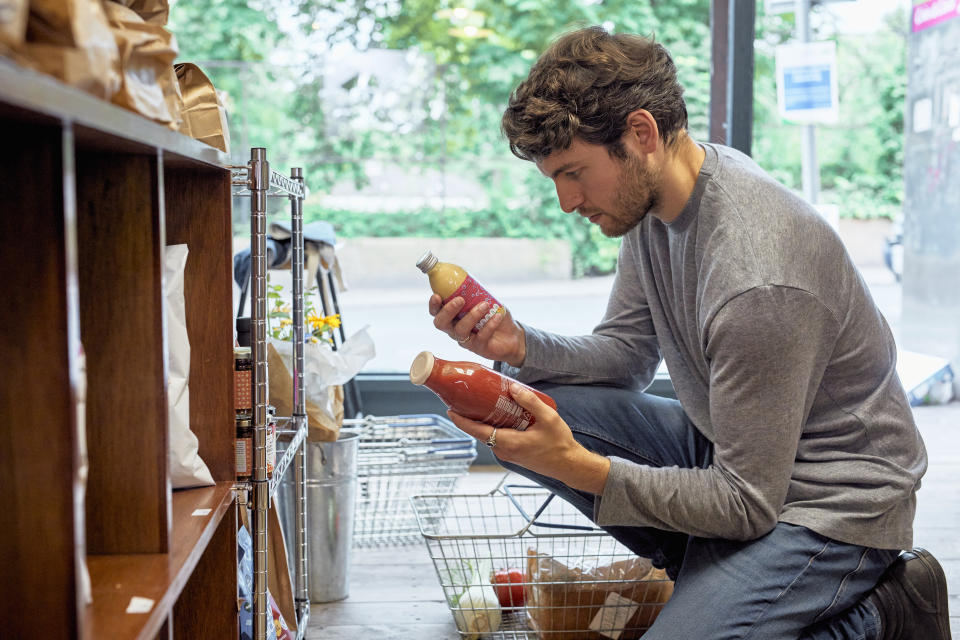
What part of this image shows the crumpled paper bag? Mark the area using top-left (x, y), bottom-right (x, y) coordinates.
top-left (115, 0), bottom-right (167, 25)
top-left (267, 326), bottom-right (375, 441)
top-left (18, 0), bottom-right (121, 98)
top-left (175, 61), bottom-right (230, 152)
top-left (103, 1), bottom-right (179, 126)
top-left (0, 0), bottom-right (28, 47)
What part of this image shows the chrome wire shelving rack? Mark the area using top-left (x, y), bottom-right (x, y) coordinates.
top-left (232, 148), bottom-right (311, 640)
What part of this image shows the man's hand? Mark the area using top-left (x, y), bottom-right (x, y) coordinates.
top-left (429, 293), bottom-right (526, 367)
top-left (446, 383), bottom-right (611, 495)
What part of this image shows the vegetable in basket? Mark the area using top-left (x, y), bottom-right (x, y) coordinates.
top-left (437, 557), bottom-right (502, 639)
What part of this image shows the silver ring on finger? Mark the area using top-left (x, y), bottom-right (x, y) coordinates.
top-left (485, 428), bottom-right (497, 448)
top-left (457, 333), bottom-right (472, 345)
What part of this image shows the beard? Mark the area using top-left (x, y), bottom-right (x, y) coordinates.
top-left (586, 152), bottom-right (660, 238)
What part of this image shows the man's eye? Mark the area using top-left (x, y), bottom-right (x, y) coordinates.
top-left (566, 170), bottom-right (580, 179)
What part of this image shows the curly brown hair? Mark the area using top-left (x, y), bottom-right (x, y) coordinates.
top-left (501, 26), bottom-right (688, 162)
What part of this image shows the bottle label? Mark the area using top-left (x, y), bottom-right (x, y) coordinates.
top-left (481, 377), bottom-right (534, 430)
top-left (443, 275), bottom-right (505, 333)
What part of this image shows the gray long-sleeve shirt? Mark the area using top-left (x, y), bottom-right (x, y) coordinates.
top-left (504, 143), bottom-right (926, 550)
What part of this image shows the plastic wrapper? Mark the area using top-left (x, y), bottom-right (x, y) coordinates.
top-left (0, 0), bottom-right (28, 47)
top-left (102, 0), bottom-right (179, 126)
top-left (18, 0), bottom-right (121, 98)
top-left (524, 549), bottom-right (673, 640)
top-left (175, 61), bottom-right (230, 152)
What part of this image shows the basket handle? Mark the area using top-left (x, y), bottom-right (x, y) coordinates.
top-left (501, 483), bottom-right (599, 532)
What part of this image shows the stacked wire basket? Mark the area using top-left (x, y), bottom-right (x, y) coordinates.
top-left (343, 414), bottom-right (478, 547)
top-left (411, 481), bottom-right (674, 639)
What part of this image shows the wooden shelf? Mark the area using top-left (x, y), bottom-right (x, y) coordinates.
top-left (0, 58), bottom-right (230, 168)
top-left (0, 60), bottom-right (240, 638)
top-left (85, 483), bottom-right (236, 640)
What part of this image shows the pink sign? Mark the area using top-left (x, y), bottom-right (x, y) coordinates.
top-left (912, 0), bottom-right (960, 32)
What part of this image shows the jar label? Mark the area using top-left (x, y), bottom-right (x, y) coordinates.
top-left (236, 437), bottom-right (252, 477)
top-left (234, 369), bottom-right (252, 413)
top-left (443, 275), bottom-right (505, 333)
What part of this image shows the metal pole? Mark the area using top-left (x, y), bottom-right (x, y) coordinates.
top-left (709, 0), bottom-right (730, 144)
top-left (250, 147), bottom-right (270, 640)
top-left (290, 167), bottom-right (310, 621)
top-left (726, 0), bottom-right (756, 155)
top-left (796, 0), bottom-right (821, 204)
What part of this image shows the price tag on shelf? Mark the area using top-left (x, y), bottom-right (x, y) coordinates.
top-left (126, 596), bottom-right (155, 614)
top-left (191, 508), bottom-right (212, 517)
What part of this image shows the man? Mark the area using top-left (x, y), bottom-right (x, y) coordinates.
top-left (428, 26), bottom-right (951, 640)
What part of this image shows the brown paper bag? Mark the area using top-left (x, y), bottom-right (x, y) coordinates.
top-left (20, 0), bottom-right (121, 98)
top-left (102, 0), bottom-right (178, 125)
top-left (116, 0), bottom-right (167, 25)
top-left (267, 342), bottom-right (344, 442)
top-left (268, 497), bottom-right (298, 632)
top-left (525, 550), bottom-right (673, 639)
top-left (0, 0), bottom-right (29, 47)
top-left (175, 61), bottom-right (230, 152)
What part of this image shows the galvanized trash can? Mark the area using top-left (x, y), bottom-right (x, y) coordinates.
top-left (277, 430), bottom-right (359, 603)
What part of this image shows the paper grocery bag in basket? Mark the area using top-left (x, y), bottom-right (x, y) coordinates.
top-left (525, 550), bottom-right (673, 640)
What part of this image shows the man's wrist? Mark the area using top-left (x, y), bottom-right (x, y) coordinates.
top-left (558, 448), bottom-right (611, 496)
top-left (506, 325), bottom-right (527, 368)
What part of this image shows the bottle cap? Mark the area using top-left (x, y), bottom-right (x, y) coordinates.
top-left (416, 250), bottom-right (438, 273)
top-left (409, 351), bottom-right (435, 385)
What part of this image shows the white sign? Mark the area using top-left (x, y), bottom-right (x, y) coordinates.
top-left (776, 41), bottom-right (839, 124)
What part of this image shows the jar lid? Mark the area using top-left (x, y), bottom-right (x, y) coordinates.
top-left (409, 351), bottom-right (435, 385)
top-left (236, 417), bottom-right (252, 427)
top-left (234, 347), bottom-right (252, 359)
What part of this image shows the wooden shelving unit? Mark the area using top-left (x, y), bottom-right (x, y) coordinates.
top-left (0, 59), bottom-right (237, 638)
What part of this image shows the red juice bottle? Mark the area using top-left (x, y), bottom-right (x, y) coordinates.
top-left (417, 250), bottom-right (506, 333)
top-left (409, 351), bottom-right (556, 431)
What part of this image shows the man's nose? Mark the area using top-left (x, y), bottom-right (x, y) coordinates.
top-left (556, 181), bottom-right (584, 213)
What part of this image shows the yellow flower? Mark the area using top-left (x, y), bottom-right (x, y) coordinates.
top-left (326, 314), bottom-right (341, 329)
top-left (281, 304), bottom-right (291, 314)
top-left (305, 312), bottom-right (321, 328)
top-left (279, 317), bottom-right (292, 327)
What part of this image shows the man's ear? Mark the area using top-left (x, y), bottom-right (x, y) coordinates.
top-left (623, 109), bottom-right (659, 155)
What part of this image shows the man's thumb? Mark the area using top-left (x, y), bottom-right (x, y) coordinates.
top-left (509, 382), bottom-right (547, 417)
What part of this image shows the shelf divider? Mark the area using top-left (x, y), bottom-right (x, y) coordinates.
top-left (77, 147), bottom-right (170, 554)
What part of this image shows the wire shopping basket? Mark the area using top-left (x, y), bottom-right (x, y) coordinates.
top-left (411, 478), bottom-right (674, 639)
top-left (343, 414), bottom-right (477, 547)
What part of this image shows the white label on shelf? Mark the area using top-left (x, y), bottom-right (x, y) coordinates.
top-left (192, 508), bottom-right (212, 517)
top-left (588, 592), bottom-right (640, 640)
top-left (126, 596), bottom-right (155, 614)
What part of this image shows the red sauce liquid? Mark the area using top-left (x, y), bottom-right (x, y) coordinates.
top-left (412, 352), bottom-right (556, 430)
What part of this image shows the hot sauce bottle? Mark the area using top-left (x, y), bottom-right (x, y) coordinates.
top-left (409, 351), bottom-right (557, 431)
top-left (417, 250), bottom-right (506, 333)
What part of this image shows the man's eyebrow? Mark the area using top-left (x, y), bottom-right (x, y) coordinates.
top-left (550, 162), bottom-right (579, 179)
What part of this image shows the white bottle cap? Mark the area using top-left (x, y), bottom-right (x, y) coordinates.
top-left (416, 250), bottom-right (438, 273)
top-left (409, 351), bottom-right (435, 385)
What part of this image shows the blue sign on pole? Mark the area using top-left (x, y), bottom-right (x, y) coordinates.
top-left (783, 65), bottom-right (833, 111)
top-left (776, 42), bottom-right (839, 123)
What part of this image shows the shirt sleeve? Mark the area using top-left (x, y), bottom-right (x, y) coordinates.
top-left (501, 240), bottom-right (662, 389)
top-left (595, 285), bottom-right (839, 540)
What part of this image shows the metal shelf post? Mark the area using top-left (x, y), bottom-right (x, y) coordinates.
top-left (236, 148), bottom-right (311, 640)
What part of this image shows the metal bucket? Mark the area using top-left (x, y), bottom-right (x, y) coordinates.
top-left (277, 430), bottom-right (359, 603)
